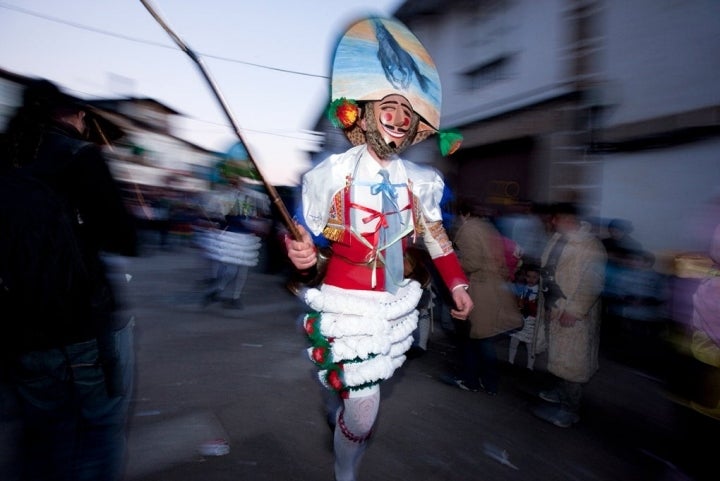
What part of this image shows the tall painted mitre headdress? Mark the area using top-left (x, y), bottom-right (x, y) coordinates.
top-left (327, 16), bottom-right (462, 156)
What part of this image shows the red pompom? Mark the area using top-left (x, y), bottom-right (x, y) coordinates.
top-left (305, 317), bottom-right (316, 335)
top-left (312, 347), bottom-right (326, 363)
top-left (327, 369), bottom-right (343, 390)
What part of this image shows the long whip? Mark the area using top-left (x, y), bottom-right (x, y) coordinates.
top-left (138, 0), bottom-right (301, 240)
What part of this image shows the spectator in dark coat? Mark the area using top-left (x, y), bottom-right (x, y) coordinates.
top-left (0, 79), bottom-right (137, 481)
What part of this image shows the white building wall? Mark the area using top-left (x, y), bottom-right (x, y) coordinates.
top-left (413, 0), bottom-right (570, 128)
top-left (595, 0), bottom-right (720, 258)
top-left (600, 138), bottom-right (720, 255)
top-left (393, 0), bottom-right (720, 248)
top-left (600, 0), bottom-right (720, 125)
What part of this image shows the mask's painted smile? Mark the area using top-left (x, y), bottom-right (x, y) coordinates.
top-left (374, 95), bottom-right (413, 146)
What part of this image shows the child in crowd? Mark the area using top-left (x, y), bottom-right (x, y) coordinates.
top-left (509, 264), bottom-right (541, 369)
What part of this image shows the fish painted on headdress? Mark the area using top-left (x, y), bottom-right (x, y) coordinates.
top-left (372, 18), bottom-right (431, 92)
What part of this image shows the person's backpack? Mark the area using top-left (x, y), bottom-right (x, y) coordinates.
top-left (0, 168), bottom-right (92, 355)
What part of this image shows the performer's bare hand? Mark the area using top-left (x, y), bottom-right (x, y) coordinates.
top-left (284, 224), bottom-right (317, 270)
top-left (558, 310), bottom-right (579, 327)
top-left (450, 287), bottom-right (473, 320)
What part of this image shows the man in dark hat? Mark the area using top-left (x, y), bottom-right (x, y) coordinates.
top-left (532, 202), bottom-right (607, 428)
top-left (0, 78), bottom-right (137, 481)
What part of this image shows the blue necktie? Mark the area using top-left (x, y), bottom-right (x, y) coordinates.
top-left (373, 169), bottom-right (403, 293)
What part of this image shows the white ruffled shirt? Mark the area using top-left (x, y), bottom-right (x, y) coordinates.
top-left (302, 145), bottom-right (445, 244)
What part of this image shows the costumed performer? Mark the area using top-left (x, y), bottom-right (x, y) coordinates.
top-left (284, 16), bottom-right (473, 481)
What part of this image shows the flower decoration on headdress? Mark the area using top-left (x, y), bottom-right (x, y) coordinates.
top-left (327, 97), bottom-right (359, 129)
top-left (437, 129), bottom-right (463, 156)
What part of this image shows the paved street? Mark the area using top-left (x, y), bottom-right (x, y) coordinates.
top-left (116, 245), bottom-right (718, 481)
top-left (4, 244), bottom-right (711, 481)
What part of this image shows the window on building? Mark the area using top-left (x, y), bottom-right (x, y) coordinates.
top-left (462, 55), bottom-right (514, 89)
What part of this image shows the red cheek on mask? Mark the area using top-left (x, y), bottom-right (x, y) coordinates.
top-left (402, 118), bottom-right (410, 127)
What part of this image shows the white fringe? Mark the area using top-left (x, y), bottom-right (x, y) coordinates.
top-left (304, 281), bottom-right (422, 320)
top-left (303, 281), bottom-right (422, 389)
top-left (201, 229), bottom-right (262, 266)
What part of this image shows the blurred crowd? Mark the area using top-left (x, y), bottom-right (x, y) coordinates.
top-left (401, 196), bottom-right (719, 434)
top-left (119, 174), bottom-right (292, 276)
top-left (126, 176), bottom-right (719, 432)
top-left (120, 159), bottom-right (719, 455)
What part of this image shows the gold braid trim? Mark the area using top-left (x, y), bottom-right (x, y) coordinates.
top-left (322, 186), bottom-right (348, 242)
top-left (427, 220), bottom-right (454, 255)
top-left (411, 192), bottom-right (424, 236)
top-left (323, 225), bottom-right (345, 242)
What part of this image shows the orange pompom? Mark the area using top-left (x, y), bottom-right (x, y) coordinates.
top-left (328, 98), bottom-right (359, 129)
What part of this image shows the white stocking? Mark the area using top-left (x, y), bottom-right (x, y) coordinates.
top-left (333, 390), bottom-right (380, 481)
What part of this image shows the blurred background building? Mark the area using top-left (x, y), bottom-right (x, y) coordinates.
top-left (0, 67), bottom-right (222, 193)
top-left (2, 0), bottom-right (719, 261)
top-left (314, 0), bottom-right (720, 260)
